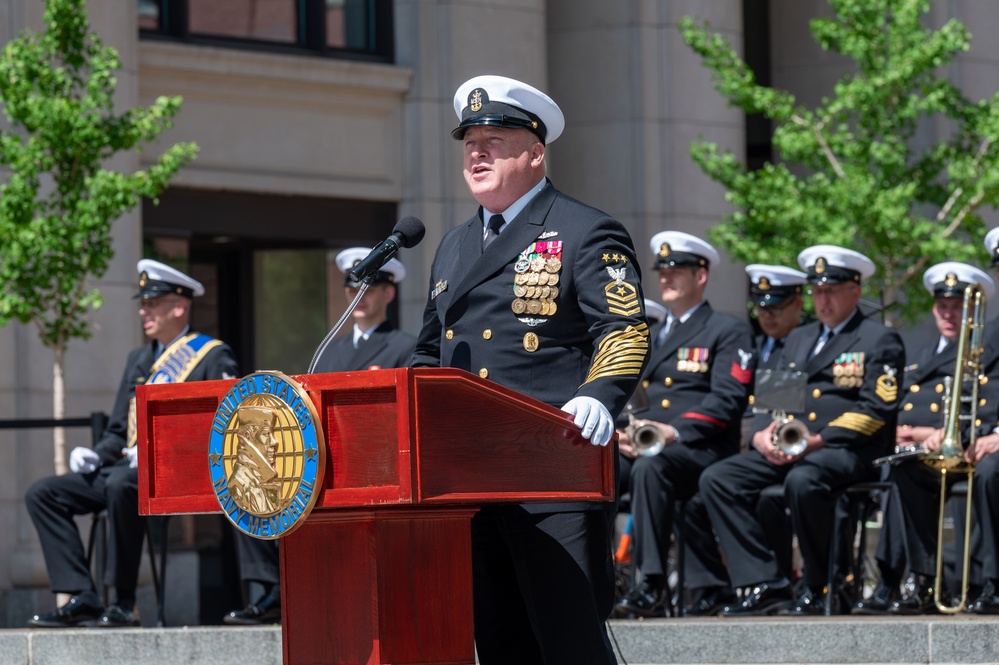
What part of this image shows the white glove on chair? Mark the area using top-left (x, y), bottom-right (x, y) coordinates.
top-left (123, 446), bottom-right (139, 469)
top-left (561, 396), bottom-right (614, 447)
top-left (69, 446), bottom-right (101, 474)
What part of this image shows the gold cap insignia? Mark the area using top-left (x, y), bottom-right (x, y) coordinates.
top-left (757, 277), bottom-right (770, 291)
top-left (815, 257), bottom-right (826, 274)
top-left (659, 243), bottom-right (671, 258)
top-left (470, 89), bottom-right (484, 112)
top-left (945, 272), bottom-right (958, 288)
top-left (139, 271), bottom-right (148, 287)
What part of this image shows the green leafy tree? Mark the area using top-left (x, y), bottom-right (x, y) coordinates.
top-left (679, 0), bottom-right (999, 325)
top-left (0, 0), bottom-right (198, 473)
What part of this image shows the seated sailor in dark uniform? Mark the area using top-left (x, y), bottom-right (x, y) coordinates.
top-left (26, 260), bottom-right (239, 628)
top-left (613, 231), bottom-right (756, 619)
top-left (700, 245), bottom-right (904, 616)
top-left (678, 264), bottom-right (808, 616)
top-left (964, 229), bottom-right (999, 614)
top-left (224, 248), bottom-right (415, 625)
top-left (857, 262), bottom-right (993, 614)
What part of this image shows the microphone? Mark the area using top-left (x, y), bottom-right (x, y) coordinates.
top-left (346, 216), bottom-right (426, 283)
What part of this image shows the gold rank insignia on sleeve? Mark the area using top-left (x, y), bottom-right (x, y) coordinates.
top-left (583, 323), bottom-right (649, 383)
top-left (828, 412), bottom-right (885, 436)
top-left (604, 266), bottom-right (640, 316)
top-left (875, 365), bottom-right (899, 403)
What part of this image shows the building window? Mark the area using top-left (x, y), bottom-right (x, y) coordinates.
top-left (138, 0), bottom-right (393, 62)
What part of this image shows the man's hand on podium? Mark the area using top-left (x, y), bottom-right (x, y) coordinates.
top-left (561, 396), bottom-right (614, 447)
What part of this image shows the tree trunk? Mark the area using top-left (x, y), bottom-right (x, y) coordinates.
top-left (53, 346), bottom-right (68, 475)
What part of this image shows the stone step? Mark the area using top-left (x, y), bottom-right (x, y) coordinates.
top-left (2, 616), bottom-right (997, 665)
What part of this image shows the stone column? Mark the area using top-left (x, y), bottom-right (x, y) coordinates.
top-left (546, 0), bottom-right (746, 314)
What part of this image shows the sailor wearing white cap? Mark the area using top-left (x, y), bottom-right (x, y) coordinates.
top-left (884, 260), bottom-right (999, 616)
top-left (312, 247), bottom-right (415, 372)
top-left (414, 74), bottom-right (650, 663)
top-left (797, 244), bottom-right (876, 285)
top-left (649, 230), bottom-right (720, 271)
top-left (969, 233), bottom-right (999, 614)
top-left (227, 249), bottom-right (416, 626)
top-left (700, 244), bottom-right (904, 617)
top-left (335, 247), bottom-right (406, 288)
top-left (451, 74), bottom-right (565, 145)
top-left (614, 232), bottom-right (755, 619)
top-left (136, 258), bottom-right (206, 299)
top-left (746, 264), bottom-right (808, 368)
top-left (27, 260), bottom-right (239, 629)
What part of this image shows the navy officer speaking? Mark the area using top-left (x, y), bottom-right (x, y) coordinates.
top-left (411, 75), bottom-right (650, 665)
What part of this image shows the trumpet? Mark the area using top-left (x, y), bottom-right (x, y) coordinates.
top-left (771, 409), bottom-right (808, 456)
top-left (626, 414), bottom-right (666, 457)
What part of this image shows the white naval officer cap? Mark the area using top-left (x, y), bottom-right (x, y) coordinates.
top-left (649, 231), bottom-right (720, 270)
top-left (922, 261), bottom-right (996, 300)
top-left (335, 247), bottom-right (406, 287)
top-left (136, 259), bottom-right (205, 299)
top-left (797, 245), bottom-right (875, 285)
top-left (984, 227), bottom-right (999, 267)
top-left (452, 75), bottom-right (565, 145)
top-left (745, 264), bottom-right (808, 308)
top-left (644, 298), bottom-right (668, 324)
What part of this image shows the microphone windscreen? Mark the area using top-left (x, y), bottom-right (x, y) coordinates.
top-left (393, 216), bottom-right (426, 248)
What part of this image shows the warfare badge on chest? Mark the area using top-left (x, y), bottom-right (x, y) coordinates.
top-left (208, 371), bottom-right (326, 540)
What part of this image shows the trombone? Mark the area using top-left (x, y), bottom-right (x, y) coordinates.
top-left (921, 283), bottom-right (986, 614)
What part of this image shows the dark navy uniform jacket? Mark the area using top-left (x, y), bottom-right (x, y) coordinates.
top-left (758, 309), bottom-right (905, 457)
top-left (94, 335), bottom-right (239, 467)
top-left (412, 181), bottom-right (650, 420)
top-left (898, 341), bottom-right (955, 430)
top-left (313, 321), bottom-right (416, 373)
top-left (643, 303), bottom-right (755, 454)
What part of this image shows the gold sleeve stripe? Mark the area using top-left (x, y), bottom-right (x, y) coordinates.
top-left (584, 325), bottom-right (650, 383)
top-left (609, 305), bottom-right (643, 316)
top-left (828, 412), bottom-right (885, 436)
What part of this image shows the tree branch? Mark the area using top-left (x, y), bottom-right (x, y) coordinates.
top-left (792, 114), bottom-right (846, 178)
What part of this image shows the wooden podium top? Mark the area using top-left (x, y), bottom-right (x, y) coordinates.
top-left (137, 367), bottom-right (614, 516)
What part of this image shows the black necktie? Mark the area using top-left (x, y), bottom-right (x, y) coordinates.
top-left (812, 327), bottom-right (834, 357)
top-left (483, 215), bottom-right (504, 250)
top-left (655, 317), bottom-right (675, 349)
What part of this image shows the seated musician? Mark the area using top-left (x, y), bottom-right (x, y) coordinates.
top-left (860, 263), bottom-right (992, 613)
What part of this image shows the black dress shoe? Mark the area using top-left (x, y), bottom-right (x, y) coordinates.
top-left (26, 596), bottom-right (102, 628)
top-left (685, 587), bottom-right (738, 617)
top-left (852, 580), bottom-right (897, 615)
top-left (778, 585), bottom-right (836, 616)
top-left (96, 604), bottom-right (140, 627)
top-left (889, 575), bottom-right (938, 615)
top-left (612, 581), bottom-right (667, 619)
top-left (223, 590), bottom-right (282, 625)
top-left (718, 583), bottom-right (793, 617)
top-left (970, 580), bottom-right (999, 615)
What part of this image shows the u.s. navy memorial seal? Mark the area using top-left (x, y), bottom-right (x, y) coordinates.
top-left (209, 371), bottom-right (325, 539)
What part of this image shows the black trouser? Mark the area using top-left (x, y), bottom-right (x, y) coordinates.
top-left (234, 532), bottom-right (280, 585)
top-left (700, 446), bottom-right (870, 589)
top-left (471, 505), bottom-right (617, 665)
top-left (26, 464), bottom-right (143, 604)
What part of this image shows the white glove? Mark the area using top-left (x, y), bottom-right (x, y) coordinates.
top-left (561, 396), bottom-right (614, 447)
top-left (69, 447), bottom-right (101, 474)
top-left (123, 446), bottom-right (138, 469)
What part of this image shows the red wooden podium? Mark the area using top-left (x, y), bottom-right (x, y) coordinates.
top-left (137, 367), bottom-right (614, 665)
